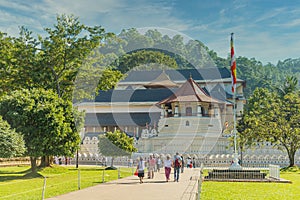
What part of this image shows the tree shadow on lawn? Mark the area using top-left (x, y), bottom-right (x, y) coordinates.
top-left (0, 167), bottom-right (32, 175)
top-left (68, 168), bottom-right (105, 172)
top-left (0, 170), bottom-right (44, 182)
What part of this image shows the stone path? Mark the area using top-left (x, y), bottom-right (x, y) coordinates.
top-left (47, 167), bottom-right (201, 200)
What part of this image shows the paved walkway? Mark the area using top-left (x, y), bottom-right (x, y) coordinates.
top-left (47, 168), bottom-right (201, 200)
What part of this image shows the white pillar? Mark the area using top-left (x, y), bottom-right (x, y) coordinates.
top-left (174, 105), bottom-right (179, 117)
top-left (197, 104), bottom-right (202, 116)
top-left (160, 106), bottom-right (164, 118)
top-left (214, 107), bottom-right (219, 118)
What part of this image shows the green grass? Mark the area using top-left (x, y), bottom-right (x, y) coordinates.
top-left (201, 168), bottom-right (300, 200)
top-left (0, 165), bottom-right (134, 200)
top-left (1, 165), bottom-right (300, 200)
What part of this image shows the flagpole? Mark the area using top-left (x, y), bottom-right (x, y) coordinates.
top-left (229, 33), bottom-right (241, 170)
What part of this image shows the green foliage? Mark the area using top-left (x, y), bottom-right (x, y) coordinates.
top-left (0, 14), bottom-right (114, 102)
top-left (116, 50), bottom-right (178, 73)
top-left (99, 28), bottom-right (215, 73)
top-left (0, 88), bottom-right (80, 169)
top-left (0, 116), bottom-right (25, 158)
top-left (38, 14), bottom-right (110, 100)
top-left (0, 28), bottom-right (39, 96)
top-left (96, 68), bottom-right (124, 92)
top-left (98, 130), bottom-right (137, 158)
top-left (238, 77), bottom-right (300, 167)
top-left (281, 165), bottom-right (299, 172)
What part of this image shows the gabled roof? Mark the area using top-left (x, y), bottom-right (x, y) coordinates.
top-left (158, 77), bottom-right (222, 104)
top-left (143, 70), bottom-right (178, 88)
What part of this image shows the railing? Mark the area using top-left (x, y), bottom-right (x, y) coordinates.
top-left (166, 113), bottom-right (217, 118)
top-left (269, 164), bottom-right (280, 180)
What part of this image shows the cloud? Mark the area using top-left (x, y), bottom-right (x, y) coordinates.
top-left (271, 18), bottom-right (300, 28)
top-left (0, 0), bottom-right (299, 64)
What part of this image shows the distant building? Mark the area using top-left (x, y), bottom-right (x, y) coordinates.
top-left (77, 68), bottom-right (245, 154)
top-left (75, 68), bottom-right (300, 167)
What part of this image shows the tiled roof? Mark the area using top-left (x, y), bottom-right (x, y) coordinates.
top-left (158, 78), bottom-right (222, 104)
top-left (121, 68), bottom-right (231, 82)
top-left (143, 70), bottom-right (178, 88)
top-left (85, 112), bottom-right (161, 126)
top-left (95, 88), bottom-right (177, 102)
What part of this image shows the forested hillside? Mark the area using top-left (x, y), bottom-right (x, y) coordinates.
top-left (101, 28), bottom-right (300, 98)
top-left (0, 25), bottom-right (299, 99)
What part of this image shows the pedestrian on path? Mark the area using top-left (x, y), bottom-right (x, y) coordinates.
top-left (164, 154), bottom-right (172, 182)
top-left (137, 157), bottom-right (145, 184)
top-left (181, 155), bottom-right (184, 173)
top-left (148, 154), bottom-right (156, 179)
top-left (173, 152), bottom-right (182, 182)
top-left (157, 156), bottom-right (162, 172)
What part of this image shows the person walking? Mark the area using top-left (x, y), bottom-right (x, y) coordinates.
top-left (164, 154), bottom-right (172, 182)
top-left (137, 157), bottom-right (145, 184)
top-left (173, 152), bottom-right (182, 182)
top-left (181, 155), bottom-right (184, 173)
top-left (157, 156), bottom-right (162, 172)
top-left (148, 154), bottom-right (156, 179)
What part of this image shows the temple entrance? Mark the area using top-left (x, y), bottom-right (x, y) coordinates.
top-left (186, 107), bottom-right (192, 116)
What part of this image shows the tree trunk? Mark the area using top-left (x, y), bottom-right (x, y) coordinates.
top-left (40, 156), bottom-right (51, 167)
top-left (288, 150), bottom-right (296, 167)
top-left (240, 148), bottom-right (243, 166)
top-left (30, 157), bottom-right (37, 173)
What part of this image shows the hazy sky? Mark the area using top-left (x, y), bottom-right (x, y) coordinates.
top-left (1, 0), bottom-right (300, 64)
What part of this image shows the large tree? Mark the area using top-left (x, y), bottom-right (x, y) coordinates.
top-left (0, 88), bottom-right (80, 171)
top-left (37, 14), bottom-right (112, 100)
top-left (238, 77), bottom-right (300, 167)
top-left (98, 130), bottom-right (137, 167)
top-left (0, 116), bottom-right (25, 158)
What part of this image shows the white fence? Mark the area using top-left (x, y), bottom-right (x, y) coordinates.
top-left (269, 164), bottom-right (280, 179)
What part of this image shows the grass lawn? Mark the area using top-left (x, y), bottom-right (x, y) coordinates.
top-left (201, 168), bottom-right (300, 200)
top-left (0, 165), bottom-right (133, 200)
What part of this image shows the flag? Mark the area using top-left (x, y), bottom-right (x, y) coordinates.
top-left (230, 33), bottom-right (237, 93)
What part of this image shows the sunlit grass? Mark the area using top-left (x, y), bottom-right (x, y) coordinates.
top-left (201, 168), bottom-right (300, 200)
top-left (0, 165), bottom-right (133, 200)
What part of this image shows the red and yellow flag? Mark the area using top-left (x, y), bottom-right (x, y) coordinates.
top-left (230, 33), bottom-right (237, 93)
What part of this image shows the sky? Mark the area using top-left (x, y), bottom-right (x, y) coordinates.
top-left (0, 0), bottom-right (300, 65)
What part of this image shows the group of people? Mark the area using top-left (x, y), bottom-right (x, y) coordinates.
top-left (136, 152), bottom-right (189, 184)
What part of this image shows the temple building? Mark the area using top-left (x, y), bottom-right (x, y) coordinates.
top-left (75, 68), bottom-right (300, 166)
top-left (77, 68), bottom-right (245, 155)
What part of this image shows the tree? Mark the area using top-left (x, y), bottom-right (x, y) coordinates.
top-left (38, 14), bottom-right (112, 100)
top-left (98, 130), bottom-right (137, 167)
top-left (238, 80), bottom-right (300, 167)
top-left (0, 116), bottom-right (26, 158)
top-left (0, 29), bottom-right (40, 96)
top-left (116, 50), bottom-right (178, 73)
top-left (0, 88), bottom-right (80, 171)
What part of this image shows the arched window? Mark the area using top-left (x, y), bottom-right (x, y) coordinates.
top-left (186, 107), bottom-right (192, 116)
top-left (186, 120), bottom-right (190, 126)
